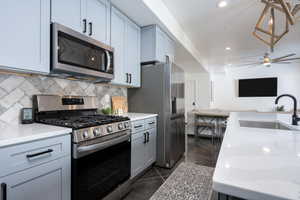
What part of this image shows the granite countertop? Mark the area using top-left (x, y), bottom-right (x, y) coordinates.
top-left (122, 113), bottom-right (158, 121)
top-left (213, 112), bottom-right (300, 200)
top-left (150, 162), bottom-right (214, 200)
top-left (0, 123), bottom-right (72, 148)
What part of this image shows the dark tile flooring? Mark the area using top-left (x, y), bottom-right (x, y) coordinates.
top-left (122, 136), bottom-right (220, 200)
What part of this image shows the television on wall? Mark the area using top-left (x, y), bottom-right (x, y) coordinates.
top-left (238, 77), bottom-right (278, 97)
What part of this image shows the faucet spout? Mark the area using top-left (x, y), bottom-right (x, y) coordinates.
top-left (275, 94), bottom-right (300, 125)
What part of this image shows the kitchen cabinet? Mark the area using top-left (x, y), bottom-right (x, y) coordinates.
top-left (111, 6), bottom-right (141, 87)
top-left (0, 135), bottom-right (71, 200)
top-left (110, 7), bottom-right (126, 85)
top-left (51, 0), bottom-right (84, 33)
top-left (0, 158), bottom-right (70, 200)
top-left (131, 117), bottom-right (157, 179)
top-left (141, 25), bottom-right (176, 63)
top-left (51, 0), bottom-right (111, 45)
top-left (145, 128), bottom-right (157, 167)
top-left (126, 20), bottom-right (141, 87)
top-left (0, 0), bottom-right (50, 74)
top-left (86, 0), bottom-right (110, 44)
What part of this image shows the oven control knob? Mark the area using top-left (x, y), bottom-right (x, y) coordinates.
top-left (124, 122), bottom-right (130, 128)
top-left (107, 126), bottom-right (113, 133)
top-left (118, 123), bottom-right (123, 130)
top-left (93, 128), bottom-right (101, 136)
top-left (82, 131), bottom-right (89, 139)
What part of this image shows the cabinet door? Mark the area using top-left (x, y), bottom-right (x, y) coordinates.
top-left (51, 0), bottom-right (85, 33)
top-left (165, 36), bottom-right (175, 63)
top-left (156, 27), bottom-right (167, 63)
top-left (131, 133), bottom-right (146, 178)
top-left (86, 0), bottom-right (110, 44)
top-left (0, 157), bottom-right (70, 200)
top-left (110, 7), bottom-right (126, 85)
top-left (126, 20), bottom-right (141, 87)
top-left (145, 128), bottom-right (157, 168)
top-left (0, 0), bottom-right (50, 74)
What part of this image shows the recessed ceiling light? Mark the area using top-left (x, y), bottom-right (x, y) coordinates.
top-left (225, 47), bottom-right (231, 50)
top-left (218, 1), bottom-right (228, 8)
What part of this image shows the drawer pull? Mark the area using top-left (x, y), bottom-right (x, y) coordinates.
top-left (26, 149), bottom-right (53, 158)
top-left (146, 132), bottom-right (150, 143)
top-left (148, 122), bottom-right (155, 125)
top-left (1, 183), bottom-right (7, 200)
top-left (143, 132), bottom-right (147, 144)
top-left (134, 125), bottom-right (143, 128)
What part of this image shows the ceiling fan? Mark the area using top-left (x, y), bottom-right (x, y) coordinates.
top-left (233, 53), bottom-right (300, 67)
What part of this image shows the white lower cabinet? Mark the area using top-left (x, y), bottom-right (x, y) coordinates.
top-left (0, 135), bottom-right (71, 200)
top-left (131, 117), bottom-right (157, 179)
top-left (0, 158), bottom-right (70, 200)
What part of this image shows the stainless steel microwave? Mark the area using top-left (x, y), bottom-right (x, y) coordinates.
top-left (51, 23), bottom-right (114, 81)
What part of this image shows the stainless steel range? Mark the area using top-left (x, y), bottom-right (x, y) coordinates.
top-left (33, 95), bottom-right (131, 200)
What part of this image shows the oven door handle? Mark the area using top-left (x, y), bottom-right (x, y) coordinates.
top-left (105, 50), bottom-right (111, 72)
top-left (75, 133), bottom-right (131, 158)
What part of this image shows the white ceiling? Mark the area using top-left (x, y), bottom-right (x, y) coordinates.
top-left (111, 0), bottom-right (207, 73)
top-left (162, 0), bottom-right (300, 72)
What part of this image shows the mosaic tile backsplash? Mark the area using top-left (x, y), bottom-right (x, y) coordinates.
top-left (0, 74), bottom-right (127, 125)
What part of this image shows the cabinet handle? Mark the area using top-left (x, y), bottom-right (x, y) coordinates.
top-left (89, 22), bottom-right (93, 36)
top-left (126, 73), bottom-right (129, 83)
top-left (144, 132), bottom-right (147, 144)
top-left (83, 19), bottom-right (87, 33)
top-left (1, 183), bottom-right (7, 200)
top-left (134, 125), bottom-right (143, 128)
top-left (146, 132), bottom-right (150, 143)
top-left (129, 74), bottom-right (132, 84)
top-left (148, 122), bottom-right (155, 125)
top-left (26, 149), bottom-right (53, 158)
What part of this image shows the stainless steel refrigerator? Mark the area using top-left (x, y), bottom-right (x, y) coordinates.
top-left (128, 61), bottom-right (185, 168)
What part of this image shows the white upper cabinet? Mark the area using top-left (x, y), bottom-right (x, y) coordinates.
top-left (0, 0), bottom-right (50, 74)
top-left (141, 25), bottom-right (175, 63)
top-left (86, 0), bottom-right (110, 44)
top-left (111, 7), bottom-right (126, 85)
top-left (51, 0), bottom-right (111, 45)
top-left (51, 0), bottom-right (84, 33)
top-left (126, 20), bottom-right (141, 87)
top-left (110, 6), bottom-right (141, 88)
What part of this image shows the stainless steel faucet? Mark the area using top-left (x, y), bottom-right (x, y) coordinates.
top-left (275, 94), bottom-right (300, 125)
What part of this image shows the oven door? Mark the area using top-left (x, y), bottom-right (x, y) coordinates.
top-left (72, 132), bottom-right (131, 200)
top-left (52, 23), bottom-right (114, 80)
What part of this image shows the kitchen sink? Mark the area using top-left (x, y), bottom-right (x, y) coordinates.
top-left (239, 120), bottom-right (295, 131)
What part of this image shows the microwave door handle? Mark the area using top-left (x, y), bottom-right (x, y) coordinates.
top-left (105, 50), bottom-right (111, 72)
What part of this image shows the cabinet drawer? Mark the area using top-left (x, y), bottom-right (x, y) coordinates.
top-left (131, 120), bottom-right (145, 134)
top-left (0, 134), bottom-right (71, 178)
top-left (145, 117), bottom-right (157, 130)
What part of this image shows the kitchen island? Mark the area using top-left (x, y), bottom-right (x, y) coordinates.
top-left (213, 112), bottom-right (300, 200)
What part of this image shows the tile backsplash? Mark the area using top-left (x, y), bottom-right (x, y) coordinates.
top-left (0, 74), bottom-right (127, 125)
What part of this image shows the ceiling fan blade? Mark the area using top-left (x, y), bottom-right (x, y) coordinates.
top-left (272, 53), bottom-right (297, 61)
top-left (233, 62), bottom-right (263, 67)
top-left (276, 57), bottom-right (300, 62)
top-left (273, 62), bottom-right (292, 64)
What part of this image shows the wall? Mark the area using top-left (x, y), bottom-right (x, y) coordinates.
top-left (211, 63), bottom-right (300, 112)
top-left (0, 74), bottom-right (126, 125)
top-left (185, 72), bottom-right (210, 134)
top-left (185, 73), bottom-right (210, 110)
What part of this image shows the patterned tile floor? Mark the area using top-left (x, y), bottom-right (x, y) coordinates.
top-left (122, 136), bottom-right (220, 200)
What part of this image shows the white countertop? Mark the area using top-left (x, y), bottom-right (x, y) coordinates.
top-left (122, 113), bottom-right (158, 121)
top-left (213, 112), bottom-right (300, 200)
top-left (0, 123), bottom-right (72, 148)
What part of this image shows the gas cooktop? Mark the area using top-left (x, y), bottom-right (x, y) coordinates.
top-left (38, 114), bottom-right (130, 129)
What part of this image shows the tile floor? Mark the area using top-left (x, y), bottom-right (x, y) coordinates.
top-left (122, 136), bottom-right (220, 200)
